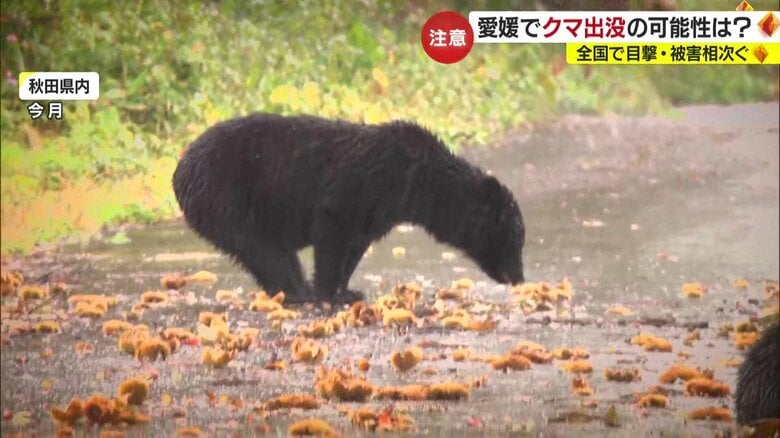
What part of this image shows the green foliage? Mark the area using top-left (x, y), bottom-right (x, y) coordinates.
top-left (0, 0), bottom-right (777, 253)
top-left (107, 231), bottom-right (131, 245)
top-left (648, 65), bottom-right (778, 105)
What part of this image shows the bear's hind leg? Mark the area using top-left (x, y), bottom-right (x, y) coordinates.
top-left (237, 243), bottom-right (309, 301)
top-left (311, 241), bottom-right (367, 304)
top-left (283, 253), bottom-right (313, 303)
top-left (311, 210), bottom-right (367, 304)
top-left (311, 213), bottom-right (350, 301)
top-left (337, 241), bottom-right (370, 301)
top-left (312, 241), bottom-right (346, 301)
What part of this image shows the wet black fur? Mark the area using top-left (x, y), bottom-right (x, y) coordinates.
top-left (173, 113), bottom-right (525, 302)
top-left (735, 323), bottom-right (780, 424)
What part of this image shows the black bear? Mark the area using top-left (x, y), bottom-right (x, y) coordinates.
top-left (173, 113), bottom-right (525, 302)
top-left (735, 323), bottom-right (780, 424)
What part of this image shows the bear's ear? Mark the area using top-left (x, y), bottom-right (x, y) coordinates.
top-left (481, 175), bottom-right (503, 199)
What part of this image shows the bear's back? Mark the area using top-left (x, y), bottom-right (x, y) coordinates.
top-left (174, 113), bottom-right (455, 222)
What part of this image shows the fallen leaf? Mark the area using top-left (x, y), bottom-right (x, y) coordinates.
top-left (288, 418), bottom-right (338, 436)
top-left (390, 347), bottom-right (423, 372)
top-left (688, 406), bottom-right (731, 421)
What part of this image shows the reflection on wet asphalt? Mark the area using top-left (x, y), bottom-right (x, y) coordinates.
top-left (1, 103), bottom-right (778, 436)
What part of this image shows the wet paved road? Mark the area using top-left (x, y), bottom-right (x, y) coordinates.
top-left (1, 103), bottom-right (778, 437)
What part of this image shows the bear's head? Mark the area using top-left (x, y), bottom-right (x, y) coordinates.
top-left (475, 176), bottom-right (525, 285)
